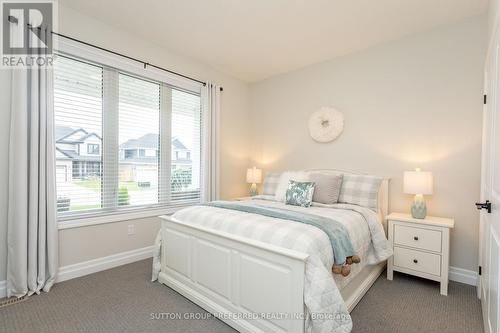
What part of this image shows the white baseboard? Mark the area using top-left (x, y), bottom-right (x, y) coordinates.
top-left (449, 266), bottom-right (478, 286)
top-left (0, 246), bottom-right (153, 297)
top-left (57, 245), bottom-right (154, 283)
top-left (0, 261), bottom-right (478, 298)
top-left (0, 280), bottom-right (6, 298)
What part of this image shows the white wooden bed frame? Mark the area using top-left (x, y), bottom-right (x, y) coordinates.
top-left (158, 170), bottom-right (390, 333)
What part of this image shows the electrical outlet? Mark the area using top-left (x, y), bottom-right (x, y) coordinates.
top-left (127, 224), bottom-right (135, 235)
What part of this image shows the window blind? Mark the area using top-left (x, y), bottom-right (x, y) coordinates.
top-left (171, 89), bottom-right (202, 202)
top-left (54, 54), bottom-right (203, 219)
top-left (118, 74), bottom-right (160, 208)
top-left (54, 56), bottom-right (103, 214)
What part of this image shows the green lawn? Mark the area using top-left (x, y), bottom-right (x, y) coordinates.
top-left (119, 181), bottom-right (143, 191)
top-left (75, 179), bottom-right (101, 191)
top-left (70, 204), bottom-right (101, 211)
top-left (75, 179), bottom-right (150, 192)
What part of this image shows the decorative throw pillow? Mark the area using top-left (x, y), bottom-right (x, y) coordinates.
top-left (309, 173), bottom-right (343, 204)
top-left (262, 172), bottom-right (281, 195)
top-left (285, 180), bottom-right (316, 207)
top-left (338, 174), bottom-right (383, 211)
top-left (274, 171), bottom-right (310, 202)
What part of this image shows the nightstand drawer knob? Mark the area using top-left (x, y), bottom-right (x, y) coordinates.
top-left (413, 259), bottom-right (418, 264)
top-left (413, 236), bottom-right (419, 241)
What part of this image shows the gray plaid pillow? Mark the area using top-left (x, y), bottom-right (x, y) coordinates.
top-left (262, 172), bottom-right (281, 195)
top-left (338, 174), bottom-right (383, 211)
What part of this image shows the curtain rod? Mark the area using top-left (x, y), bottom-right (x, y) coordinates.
top-left (49, 31), bottom-right (223, 92)
top-left (6, 15), bottom-right (224, 91)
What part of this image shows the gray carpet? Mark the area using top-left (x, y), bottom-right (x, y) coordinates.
top-left (350, 271), bottom-right (483, 333)
top-left (0, 259), bottom-right (483, 333)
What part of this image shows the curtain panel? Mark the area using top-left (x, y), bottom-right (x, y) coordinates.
top-left (7, 28), bottom-right (58, 298)
top-left (201, 82), bottom-right (221, 202)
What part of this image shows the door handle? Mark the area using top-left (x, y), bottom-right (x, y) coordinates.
top-left (475, 200), bottom-right (492, 213)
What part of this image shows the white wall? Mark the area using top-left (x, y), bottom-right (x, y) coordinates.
top-left (489, 0), bottom-right (500, 42)
top-left (0, 5), bottom-right (251, 279)
top-left (250, 16), bottom-right (486, 272)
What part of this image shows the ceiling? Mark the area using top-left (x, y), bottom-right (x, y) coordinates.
top-left (60, 0), bottom-right (488, 82)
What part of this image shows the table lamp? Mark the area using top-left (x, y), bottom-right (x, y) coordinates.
top-left (404, 168), bottom-right (433, 219)
top-left (246, 167), bottom-right (262, 196)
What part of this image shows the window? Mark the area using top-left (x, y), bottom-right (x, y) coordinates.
top-left (124, 149), bottom-right (136, 159)
top-left (87, 144), bottom-right (100, 155)
top-left (54, 54), bottom-right (203, 219)
top-left (171, 90), bottom-right (201, 201)
top-left (54, 56), bottom-right (103, 213)
top-left (118, 73), bottom-right (160, 207)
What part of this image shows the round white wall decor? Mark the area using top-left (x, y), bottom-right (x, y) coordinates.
top-left (308, 107), bottom-right (344, 143)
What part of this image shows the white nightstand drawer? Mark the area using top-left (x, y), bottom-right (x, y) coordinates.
top-left (394, 224), bottom-right (442, 253)
top-left (393, 246), bottom-right (441, 276)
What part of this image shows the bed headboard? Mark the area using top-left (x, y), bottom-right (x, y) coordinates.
top-left (305, 169), bottom-right (390, 230)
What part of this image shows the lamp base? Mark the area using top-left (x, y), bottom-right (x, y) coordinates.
top-left (249, 183), bottom-right (257, 197)
top-left (411, 195), bottom-right (427, 219)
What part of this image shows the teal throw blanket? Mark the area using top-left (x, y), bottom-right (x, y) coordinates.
top-left (205, 201), bottom-right (356, 265)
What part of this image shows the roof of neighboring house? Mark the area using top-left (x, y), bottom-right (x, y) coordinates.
top-left (56, 148), bottom-right (101, 161)
top-left (172, 137), bottom-right (188, 150)
top-left (56, 126), bottom-right (102, 144)
top-left (56, 126), bottom-right (77, 140)
top-left (120, 134), bottom-right (188, 150)
top-left (119, 133), bottom-right (158, 149)
top-left (78, 133), bottom-right (102, 142)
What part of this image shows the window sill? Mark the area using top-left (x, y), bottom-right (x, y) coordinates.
top-left (57, 205), bottom-right (192, 230)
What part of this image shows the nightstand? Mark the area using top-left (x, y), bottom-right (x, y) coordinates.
top-left (386, 212), bottom-right (454, 295)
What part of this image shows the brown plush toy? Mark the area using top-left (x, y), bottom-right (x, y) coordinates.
top-left (341, 265), bottom-right (351, 277)
top-left (332, 264), bottom-right (342, 275)
top-left (332, 264), bottom-right (352, 277)
top-left (332, 255), bottom-right (362, 277)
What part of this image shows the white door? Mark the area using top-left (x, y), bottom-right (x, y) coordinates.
top-left (479, 24), bottom-right (500, 333)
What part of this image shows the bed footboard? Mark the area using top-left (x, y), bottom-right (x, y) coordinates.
top-left (158, 215), bottom-right (308, 333)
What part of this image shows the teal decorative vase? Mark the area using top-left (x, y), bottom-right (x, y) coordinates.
top-left (249, 183), bottom-right (257, 197)
top-left (411, 200), bottom-right (427, 219)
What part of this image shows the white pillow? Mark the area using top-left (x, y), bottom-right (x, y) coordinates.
top-left (274, 171), bottom-right (310, 202)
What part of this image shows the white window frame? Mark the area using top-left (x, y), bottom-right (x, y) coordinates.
top-left (54, 38), bottom-right (204, 229)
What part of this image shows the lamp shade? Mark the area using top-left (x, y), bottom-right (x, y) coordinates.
top-left (403, 170), bottom-right (433, 195)
top-left (246, 167), bottom-right (262, 184)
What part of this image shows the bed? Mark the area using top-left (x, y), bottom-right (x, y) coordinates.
top-left (152, 170), bottom-right (391, 333)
